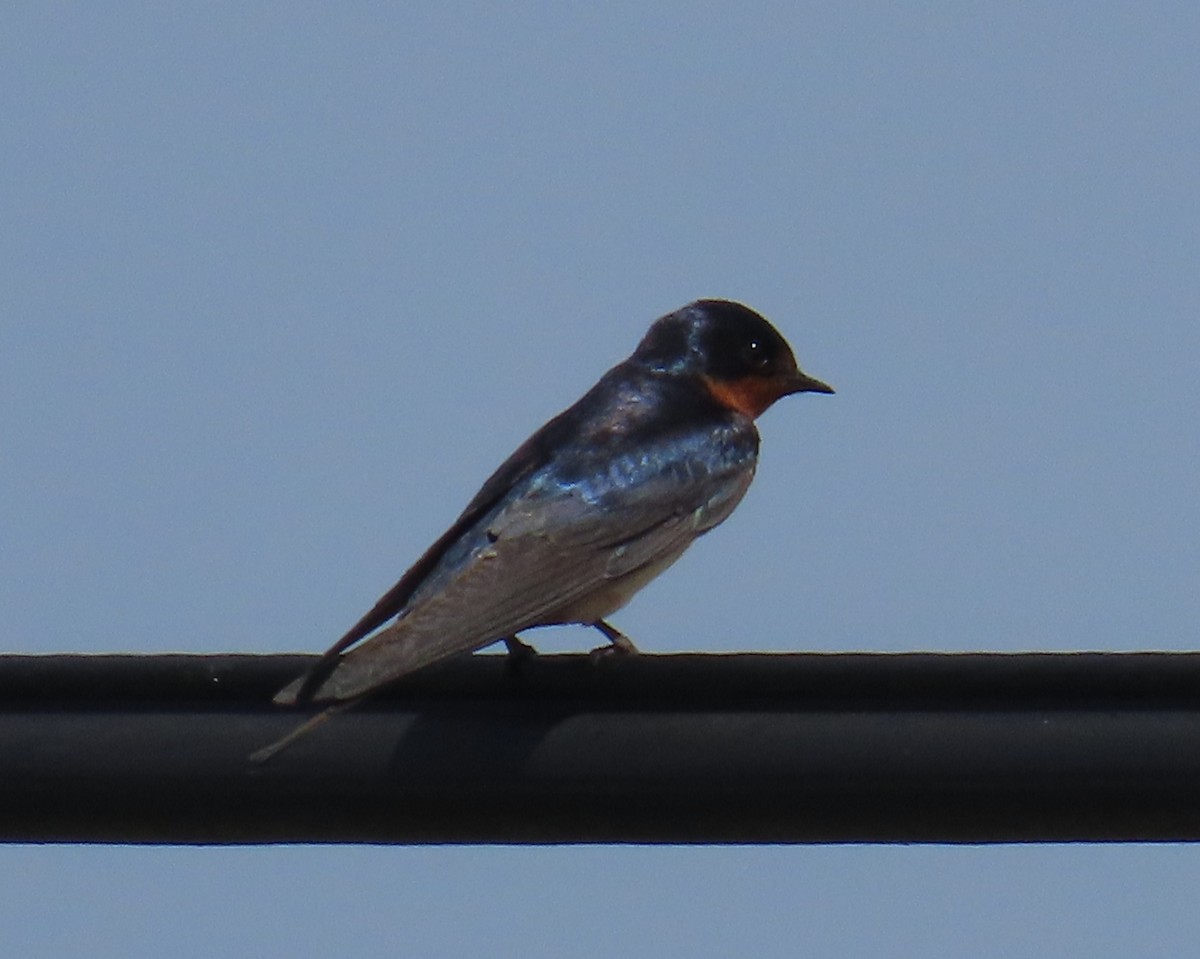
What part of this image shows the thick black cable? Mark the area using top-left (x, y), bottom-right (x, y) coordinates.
top-left (3, 652), bottom-right (1200, 844)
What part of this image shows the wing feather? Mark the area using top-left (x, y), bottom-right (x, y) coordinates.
top-left (284, 443), bottom-right (754, 704)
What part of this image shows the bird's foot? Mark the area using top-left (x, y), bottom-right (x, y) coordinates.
top-left (588, 620), bottom-right (639, 662)
top-left (502, 634), bottom-right (538, 670)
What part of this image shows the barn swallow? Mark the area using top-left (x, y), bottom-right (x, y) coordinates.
top-left (252, 299), bottom-right (831, 761)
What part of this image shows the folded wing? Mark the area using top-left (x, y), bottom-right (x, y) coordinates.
top-left (277, 423), bottom-right (758, 704)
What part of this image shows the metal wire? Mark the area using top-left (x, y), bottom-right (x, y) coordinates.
top-left (3, 651), bottom-right (1200, 844)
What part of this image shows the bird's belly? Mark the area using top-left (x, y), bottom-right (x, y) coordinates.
top-left (549, 545), bottom-right (690, 624)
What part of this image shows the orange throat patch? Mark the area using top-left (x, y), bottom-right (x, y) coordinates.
top-left (702, 374), bottom-right (786, 419)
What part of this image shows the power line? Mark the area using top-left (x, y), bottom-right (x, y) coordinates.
top-left (3, 651), bottom-right (1200, 843)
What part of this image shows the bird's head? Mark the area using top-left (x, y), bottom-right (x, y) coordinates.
top-left (633, 299), bottom-right (834, 418)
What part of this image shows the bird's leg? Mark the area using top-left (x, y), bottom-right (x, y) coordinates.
top-left (589, 619), bottom-right (639, 661)
top-left (502, 634), bottom-right (538, 662)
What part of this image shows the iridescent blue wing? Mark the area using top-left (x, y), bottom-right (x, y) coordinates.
top-left (276, 419), bottom-right (758, 704)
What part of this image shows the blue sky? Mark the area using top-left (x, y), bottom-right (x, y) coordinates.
top-left (3, 4), bottom-right (1199, 957)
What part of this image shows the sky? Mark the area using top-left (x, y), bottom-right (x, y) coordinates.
top-left (3, 2), bottom-right (1199, 957)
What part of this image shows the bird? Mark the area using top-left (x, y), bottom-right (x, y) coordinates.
top-left (251, 299), bottom-right (832, 762)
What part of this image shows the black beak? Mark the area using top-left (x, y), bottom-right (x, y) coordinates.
top-left (783, 369), bottom-right (835, 395)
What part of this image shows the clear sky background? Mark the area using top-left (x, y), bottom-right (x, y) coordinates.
top-left (3, 3), bottom-right (1198, 956)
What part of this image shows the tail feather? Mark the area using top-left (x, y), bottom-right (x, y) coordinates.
top-left (248, 695), bottom-right (367, 765)
top-left (276, 618), bottom-right (493, 706)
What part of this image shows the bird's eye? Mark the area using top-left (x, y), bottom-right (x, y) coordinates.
top-left (742, 338), bottom-right (770, 368)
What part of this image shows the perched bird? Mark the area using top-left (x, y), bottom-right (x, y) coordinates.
top-left (253, 299), bottom-right (831, 761)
